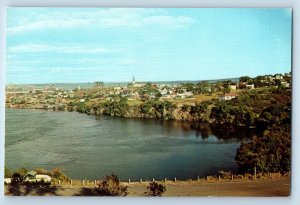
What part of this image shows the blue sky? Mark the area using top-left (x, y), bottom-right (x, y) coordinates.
top-left (6, 8), bottom-right (292, 84)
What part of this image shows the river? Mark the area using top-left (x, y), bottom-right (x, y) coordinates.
top-left (5, 109), bottom-right (251, 181)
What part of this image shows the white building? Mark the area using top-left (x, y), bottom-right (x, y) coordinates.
top-left (229, 85), bottom-right (237, 90)
top-left (246, 84), bottom-right (255, 89)
top-left (219, 93), bottom-right (239, 101)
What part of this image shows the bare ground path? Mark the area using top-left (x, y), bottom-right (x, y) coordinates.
top-left (127, 177), bottom-right (290, 196)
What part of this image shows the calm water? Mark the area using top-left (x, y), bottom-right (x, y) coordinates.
top-left (5, 109), bottom-right (250, 180)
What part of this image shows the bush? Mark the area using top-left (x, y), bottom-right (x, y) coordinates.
top-left (235, 125), bottom-right (291, 173)
top-left (16, 167), bottom-right (28, 179)
top-left (145, 181), bottom-right (166, 196)
top-left (94, 174), bottom-right (128, 196)
top-left (51, 168), bottom-right (69, 182)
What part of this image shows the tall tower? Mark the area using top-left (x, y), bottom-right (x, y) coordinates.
top-left (132, 75), bottom-right (135, 84)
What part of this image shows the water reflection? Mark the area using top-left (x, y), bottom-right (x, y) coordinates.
top-left (101, 116), bottom-right (253, 142)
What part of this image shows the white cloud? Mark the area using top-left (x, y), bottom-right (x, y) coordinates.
top-left (7, 43), bottom-right (110, 54)
top-left (7, 19), bottom-right (91, 35)
top-left (7, 8), bottom-right (194, 35)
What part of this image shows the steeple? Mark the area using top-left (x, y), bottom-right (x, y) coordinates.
top-left (132, 75), bottom-right (135, 84)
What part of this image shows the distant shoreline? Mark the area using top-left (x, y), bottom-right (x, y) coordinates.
top-left (5, 77), bottom-right (240, 87)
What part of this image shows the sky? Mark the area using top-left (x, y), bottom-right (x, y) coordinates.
top-left (6, 8), bottom-right (292, 84)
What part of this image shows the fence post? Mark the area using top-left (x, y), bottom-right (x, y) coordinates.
top-left (174, 177), bottom-right (176, 182)
top-left (140, 178), bottom-right (142, 183)
top-left (231, 175), bottom-right (233, 181)
top-left (198, 176), bottom-right (200, 182)
top-left (254, 166), bottom-right (257, 180)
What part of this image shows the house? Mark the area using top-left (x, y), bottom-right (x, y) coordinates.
top-left (229, 85), bottom-right (237, 90)
top-left (219, 93), bottom-right (239, 101)
top-left (160, 88), bottom-right (169, 96)
top-left (246, 84), bottom-right (255, 89)
top-left (275, 74), bottom-right (283, 80)
top-left (281, 81), bottom-right (290, 88)
top-left (133, 83), bottom-right (145, 88)
top-left (23, 170), bottom-right (52, 183)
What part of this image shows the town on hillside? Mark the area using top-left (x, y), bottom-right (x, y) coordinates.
top-left (5, 72), bottom-right (291, 113)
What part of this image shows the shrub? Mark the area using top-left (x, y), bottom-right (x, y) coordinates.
top-left (51, 168), bottom-right (69, 182)
top-left (145, 181), bottom-right (166, 196)
top-left (94, 174), bottom-right (128, 196)
top-left (16, 167), bottom-right (28, 179)
top-left (235, 125), bottom-right (291, 173)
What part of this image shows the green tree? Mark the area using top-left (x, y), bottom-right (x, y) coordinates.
top-left (240, 76), bottom-right (251, 82)
top-left (222, 87), bottom-right (230, 94)
top-left (235, 125), bottom-right (290, 174)
top-left (140, 101), bottom-right (153, 114)
top-left (51, 168), bottom-right (69, 182)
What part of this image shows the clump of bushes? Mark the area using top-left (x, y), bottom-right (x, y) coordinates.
top-left (235, 125), bottom-right (290, 174)
top-left (145, 181), bottom-right (166, 196)
top-left (94, 174), bottom-right (128, 196)
top-left (51, 168), bottom-right (69, 182)
top-left (217, 170), bottom-right (232, 179)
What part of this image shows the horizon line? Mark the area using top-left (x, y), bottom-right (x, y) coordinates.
top-left (5, 77), bottom-right (243, 85)
top-left (5, 71), bottom-right (291, 85)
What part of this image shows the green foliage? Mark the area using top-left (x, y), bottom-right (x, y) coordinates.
top-left (145, 181), bottom-right (166, 196)
top-left (51, 168), bottom-right (69, 182)
top-left (210, 101), bottom-right (234, 124)
top-left (210, 88), bottom-right (290, 128)
top-left (153, 101), bottom-right (176, 119)
top-left (191, 102), bottom-right (209, 114)
top-left (181, 104), bottom-right (190, 112)
top-left (76, 102), bottom-right (91, 113)
top-left (239, 76), bottom-right (251, 82)
top-left (140, 101), bottom-right (153, 114)
top-left (235, 125), bottom-right (290, 174)
top-left (101, 98), bottom-right (129, 116)
top-left (94, 174), bottom-right (128, 196)
top-left (190, 101), bottom-right (211, 122)
top-left (222, 87), bottom-right (231, 94)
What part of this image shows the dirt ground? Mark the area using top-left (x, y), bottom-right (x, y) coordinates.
top-left (127, 177), bottom-right (290, 197)
top-left (4, 176), bottom-right (290, 197)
